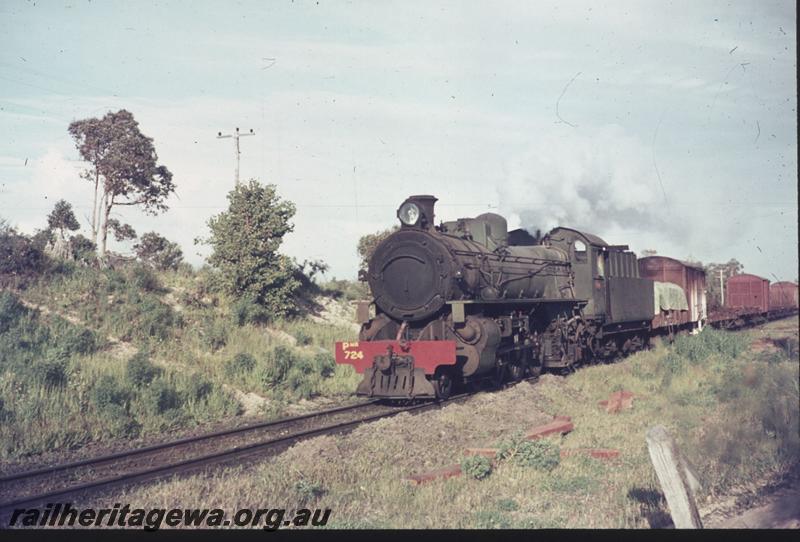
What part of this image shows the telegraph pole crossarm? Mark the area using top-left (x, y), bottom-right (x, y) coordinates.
top-left (217, 127), bottom-right (255, 185)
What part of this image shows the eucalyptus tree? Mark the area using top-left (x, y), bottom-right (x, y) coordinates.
top-left (68, 110), bottom-right (173, 257)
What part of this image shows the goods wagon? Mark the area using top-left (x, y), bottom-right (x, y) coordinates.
top-left (725, 273), bottom-right (770, 313)
top-left (769, 281), bottom-right (799, 312)
top-left (638, 256), bottom-right (707, 331)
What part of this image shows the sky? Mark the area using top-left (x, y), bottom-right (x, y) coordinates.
top-left (0, 0), bottom-right (796, 282)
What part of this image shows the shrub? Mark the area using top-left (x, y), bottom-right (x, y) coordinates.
top-left (258, 346), bottom-right (295, 387)
top-left (182, 374), bottom-right (214, 402)
top-left (0, 291), bottom-right (26, 333)
top-left (203, 319), bottom-right (229, 351)
top-left (662, 352), bottom-right (686, 375)
top-left (0, 224), bottom-right (48, 276)
top-left (129, 265), bottom-right (163, 293)
top-left (91, 375), bottom-right (130, 410)
top-left (55, 323), bottom-right (98, 355)
top-left (126, 351), bottom-right (161, 387)
top-left (123, 297), bottom-right (179, 342)
top-left (225, 352), bottom-right (256, 377)
top-left (513, 439), bottom-right (561, 471)
top-left (313, 352), bottom-right (336, 378)
top-left (496, 498), bottom-right (519, 512)
top-left (285, 370), bottom-right (315, 399)
top-left (497, 432), bottom-right (560, 471)
top-left (104, 403), bottom-right (141, 438)
top-left (461, 455), bottom-right (492, 480)
top-left (232, 296), bottom-right (272, 326)
top-left (32, 355), bottom-right (69, 389)
top-left (320, 279), bottom-right (370, 301)
top-left (294, 328), bottom-right (312, 346)
top-left (133, 232), bottom-right (184, 271)
top-left (292, 355), bottom-right (317, 376)
top-left (143, 380), bottom-right (183, 416)
top-left (203, 180), bottom-right (300, 319)
top-left (472, 510), bottom-right (512, 529)
top-left (69, 234), bottom-right (96, 263)
top-left (674, 327), bottom-right (749, 363)
top-left (0, 397), bottom-right (13, 423)
top-left (294, 479), bottom-right (326, 503)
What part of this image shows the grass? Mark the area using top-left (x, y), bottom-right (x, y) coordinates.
top-left (1, 263), bottom-right (362, 461)
top-left (0, 293), bottom-right (243, 459)
top-left (86, 318), bottom-right (799, 529)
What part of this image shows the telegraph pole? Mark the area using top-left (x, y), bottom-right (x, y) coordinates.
top-left (719, 269), bottom-right (725, 306)
top-left (217, 127), bottom-right (255, 185)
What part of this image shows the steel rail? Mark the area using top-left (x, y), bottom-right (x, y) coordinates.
top-left (0, 394), bottom-right (471, 512)
top-left (1, 313), bottom-right (790, 514)
top-left (0, 399), bottom-right (381, 484)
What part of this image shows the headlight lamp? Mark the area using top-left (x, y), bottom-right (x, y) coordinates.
top-left (398, 202), bottom-right (420, 226)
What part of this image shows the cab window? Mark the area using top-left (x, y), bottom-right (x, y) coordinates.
top-left (596, 252), bottom-right (605, 277)
top-left (573, 240), bottom-right (587, 262)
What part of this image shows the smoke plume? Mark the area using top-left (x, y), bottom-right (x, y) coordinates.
top-left (498, 124), bottom-right (688, 250)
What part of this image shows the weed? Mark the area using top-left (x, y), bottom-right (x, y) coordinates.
top-left (497, 432), bottom-right (560, 471)
top-left (313, 352), bottom-right (336, 378)
top-left (91, 375), bottom-right (131, 410)
top-left (55, 324), bottom-right (98, 355)
top-left (182, 374), bottom-right (214, 402)
top-left (0, 398), bottom-right (13, 423)
top-left (294, 479), bottom-right (326, 503)
top-left (0, 291), bottom-right (26, 332)
top-left (674, 327), bottom-right (749, 363)
top-left (543, 475), bottom-right (597, 493)
top-left (142, 380), bottom-right (183, 416)
top-left (496, 498), bottom-right (519, 511)
top-left (128, 264), bottom-right (163, 293)
top-left (461, 455), bottom-right (492, 480)
top-left (232, 296), bottom-right (271, 326)
top-left (294, 328), bottom-right (312, 345)
top-left (203, 318), bottom-right (229, 351)
top-left (32, 355), bottom-right (69, 390)
top-left (226, 352), bottom-right (256, 377)
top-left (104, 404), bottom-right (142, 439)
top-left (472, 510), bottom-right (511, 528)
top-left (133, 297), bottom-right (181, 342)
top-left (258, 346), bottom-right (294, 388)
top-left (126, 351), bottom-right (161, 387)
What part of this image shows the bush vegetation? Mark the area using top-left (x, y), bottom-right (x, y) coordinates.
top-left (0, 289), bottom-right (247, 459)
top-left (0, 244), bottom-right (361, 461)
top-left (461, 455), bottom-right (493, 480)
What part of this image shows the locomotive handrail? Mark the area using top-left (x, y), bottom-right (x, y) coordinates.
top-left (446, 298), bottom-right (588, 305)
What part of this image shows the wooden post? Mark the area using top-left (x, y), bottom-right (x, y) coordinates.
top-left (646, 425), bottom-right (703, 529)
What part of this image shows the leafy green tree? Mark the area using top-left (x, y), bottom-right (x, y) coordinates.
top-left (69, 234), bottom-right (97, 264)
top-left (203, 180), bottom-right (299, 318)
top-left (356, 226), bottom-right (399, 273)
top-left (106, 218), bottom-right (137, 242)
top-left (68, 109), bottom-right (174, 258)
top-left (46, 199), bottom-right (80, 240)
top-left (133, 231), bottom-right (183, 271)
top-left (0, 219), bottom-right (47, 276)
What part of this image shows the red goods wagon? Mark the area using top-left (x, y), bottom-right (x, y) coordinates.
top-left (725, 273), bottom-right (769, 313)
top-left (769, 281), bottom-right (799, 311)
top-left (638, 256), bottom-right (707, 329)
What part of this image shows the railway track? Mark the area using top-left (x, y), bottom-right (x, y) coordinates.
top-left (3, 316), bottom-right (791, 515)
top-left (0, 393), bottom-right (475, 513)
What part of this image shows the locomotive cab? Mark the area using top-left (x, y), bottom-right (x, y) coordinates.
top-left (545, 227), bottom-right (654, 330)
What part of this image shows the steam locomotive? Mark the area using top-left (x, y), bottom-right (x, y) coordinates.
top-left (334, 195), bottom-right (797, 399)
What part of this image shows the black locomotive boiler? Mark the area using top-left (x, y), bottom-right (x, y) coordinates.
top-left (335, 195), bottom-right (692, 399)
